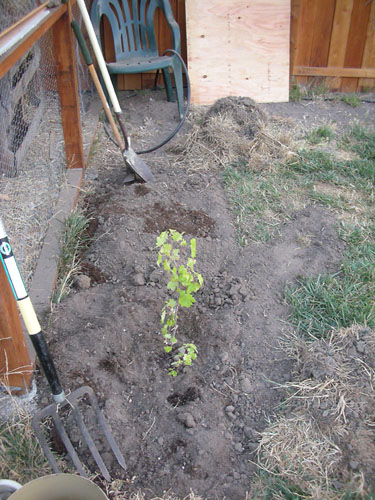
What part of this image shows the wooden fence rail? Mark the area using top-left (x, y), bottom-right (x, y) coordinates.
top-left (291, 0), bottom-right (375, 91)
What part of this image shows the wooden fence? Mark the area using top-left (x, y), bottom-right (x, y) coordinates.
top-left (0, 0), bottom-right (87, 394)
top-left (291, 0), bottom-right (375, 92)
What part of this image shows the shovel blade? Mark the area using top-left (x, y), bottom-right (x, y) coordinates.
top-left (123, 148), bottom-right (154, 183)
top-left (32, 386), bottom-right (126, 481)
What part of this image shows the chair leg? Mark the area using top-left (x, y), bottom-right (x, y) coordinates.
top-left (162, 68), bottom-right (175, 103)
top-left (172, 59), bottom-right (184, 120)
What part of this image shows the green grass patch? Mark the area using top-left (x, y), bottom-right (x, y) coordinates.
top-left (289, 83), bottom-right (303, 103)
top-left (53, 208), bottom-right (93, 304)
top-left (306, 125), bottom-right (335, 145)
top-left (342, 123), bottom-right (375, 161)
top-left (285, 227), bottom-right (375, 339)
top-left (0, 412), bottom-right (50, 483)
top-left (223, 164), bottom-right (295, 244)
top-left (341, 94), bottom-right (361, 108)
top-left (287, 149), bottom-right (375, 196)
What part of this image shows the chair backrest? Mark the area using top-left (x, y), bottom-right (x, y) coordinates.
top-left (91, 0), bottom-right (172, 60)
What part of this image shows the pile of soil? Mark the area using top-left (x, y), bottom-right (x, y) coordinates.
top-left (34, 91), bottom-right (374, 499)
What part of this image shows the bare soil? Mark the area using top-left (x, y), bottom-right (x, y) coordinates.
top-left (36, 91), bottom-right (375, 499)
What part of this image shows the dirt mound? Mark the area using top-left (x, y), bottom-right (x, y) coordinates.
top-left (254, 325), bottom-right (375, 499)
top-left (203, 96), bottom-right (267, 140)
top-left (168, 96), bottom-right (293, 171)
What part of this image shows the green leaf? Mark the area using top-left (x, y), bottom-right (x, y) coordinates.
top-left (157, 253), bottom-right (162, 266)
top-left (161, 325), bottom-right (168, 336)
top-left (166, 298), bottom-right (176, 308)
top-left (179, 291), bottom-right (195, 308)
top-left (167, 279), bottom-right (177, 291)
top-left (191, 238), bottom-right (196, 258)
top-left (163, 260), bottom-right (171, 272)
top-left (164, 346), bottom-right (172, 353)
top-left (168, 369), bottom-right (178, 377)
top-left (187, 257), bottom-right (195, 270)
top-left (170, 336), bottom-right (177, 344)
top-left (156, 232), bottom-right (168, 247)
top-left (172, 248), bottom-right (180, 260)
top-left (162, 243), bottom-right (172, 256)
top-left (160, 310), bottom-right (166, 323)
top-left (188, 282), bottom-right (201, 293)
top-left (171, 231), bottom-right (183, 242)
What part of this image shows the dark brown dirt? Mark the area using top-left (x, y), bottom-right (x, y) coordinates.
top-left (35, 90), bottom-right (375, 499)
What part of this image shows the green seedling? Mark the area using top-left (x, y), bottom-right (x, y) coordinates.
top-left (156, 229), bottom-right (203, 376)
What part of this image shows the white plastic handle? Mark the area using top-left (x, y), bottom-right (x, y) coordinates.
top-left (76, 0), bottom-right (121, 113)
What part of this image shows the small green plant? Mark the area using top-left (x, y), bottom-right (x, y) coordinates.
top-left (53, 208), bottom-right (93, 304)
top-left (156, 229), bottom-right (203, 376)
top-left (289, 83), bottom-right (303, 102)
top-left (306, 124), bottom-right (334, 145)
top-left (341, 94), bottom-right (361, 108)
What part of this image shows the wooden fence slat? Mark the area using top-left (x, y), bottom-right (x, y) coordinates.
top-left (309, 0), bottom-right (336, 68)
top-left (0, 263), bottom-right (33, 395)
top-left (326, 0), bottom-right (354, 90)
top-left (290, 0), bottom-right (301, 81)
top-left (177, 0), bottom-right (187, 63)
top-left (294, 65), bottom-right (375, 78)
top-left (359, 0), bottom-right (375, 91)
top-left (293, 0), bottom-right (316, 85)
top-left (52, 3), bottom-right (85, 169)
top-left (342, 0), bottom-right (372, 92)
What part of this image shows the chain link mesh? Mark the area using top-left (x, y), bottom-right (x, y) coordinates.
top-left (0, 2), bottom-right (94, 287)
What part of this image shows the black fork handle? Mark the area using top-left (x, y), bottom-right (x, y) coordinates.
top-left (0, 218), bottom-right (65, 402)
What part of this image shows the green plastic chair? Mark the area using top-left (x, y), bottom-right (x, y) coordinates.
top-left (90, 0), bottom-right (184, 118)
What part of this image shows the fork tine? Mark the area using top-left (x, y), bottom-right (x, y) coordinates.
top-left (52, 411), bottom-right (88, 478)
top-left (33, 386), bottom-right (126, 480)
top-left (83, 387), bottom-right (126, 470)
top-left (71, 404), bottom-right (111, 481)
top-left (32, 415), bottom-right (61, 474)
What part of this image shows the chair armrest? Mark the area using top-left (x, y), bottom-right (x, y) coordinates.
top-left (161, 0), bottom-right (181, 53)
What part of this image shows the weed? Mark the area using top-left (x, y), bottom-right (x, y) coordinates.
top-left (53, 208), bottom-right (93, 304)
top-left (306, 125), bottom-right (334, 145)
top-left (289, 83), bottom-right (303, 102)
top-left (0, 409), bottom-right (50, 483)
top-left (341, 94), bottom-right (361, 108)
top-left (156, 229), bottom-right (203, 376)
top-left (342, 123), bottom-right (375, 161)
top-left (305, 81), bottom-right (329, 99)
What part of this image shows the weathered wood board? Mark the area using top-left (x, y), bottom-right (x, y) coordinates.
top-left (185, 0), bottom-right (291, 104)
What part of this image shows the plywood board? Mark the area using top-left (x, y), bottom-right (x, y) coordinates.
top-left (185, 0), bottom-right (290, 104)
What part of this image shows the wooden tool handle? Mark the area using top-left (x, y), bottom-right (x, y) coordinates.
top-left (71, 20), bottom-right (125, 150)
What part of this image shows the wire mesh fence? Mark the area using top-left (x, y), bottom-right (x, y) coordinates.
top-left (0, 2), bottom-right (94, 288)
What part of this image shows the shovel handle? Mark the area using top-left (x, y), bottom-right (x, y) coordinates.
top-left (0, 218), bottom-right (65, 403)
top-left (71, 21), bottom-right (125, 150)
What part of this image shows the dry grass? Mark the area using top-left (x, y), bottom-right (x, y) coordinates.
top-left (0, 385), bottom-right (51, 483)
top-left (256, 414), bottom-right (343, 498)
top-left (167, 103), bottom-right (296, 172)
top-left (254, 325), bottom-right (375, 499)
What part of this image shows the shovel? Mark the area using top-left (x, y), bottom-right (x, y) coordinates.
top-left (0, 217), bottom-right (126, 481)
top-left (71, 21), bottom-right (137, 183)
top-left (75, 0), bottom-right (154, 184)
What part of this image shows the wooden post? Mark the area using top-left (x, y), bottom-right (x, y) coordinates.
top-left (0, 263), bottom-right (33, 395)
top-left (52, 1), bottom-right (85, 169)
